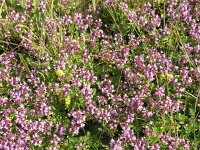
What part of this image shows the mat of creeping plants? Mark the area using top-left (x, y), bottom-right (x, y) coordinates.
top-left (0, 0), bottom-right (199, 149)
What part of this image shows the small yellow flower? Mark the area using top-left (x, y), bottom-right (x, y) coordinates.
top-left (161, 73), bottom-right (173, 80)
top-left (55, 69), bottom-right (64, 77)
top-left (65, 95), bottom-right (71, 106)
top-left (72, 39), bottom-right (77, 43)
top-left (55, 88), bottom-right (61, 94)
top-left (167, 73), bottom-right (173, 80)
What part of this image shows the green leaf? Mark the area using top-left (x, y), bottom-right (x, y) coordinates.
top-left (151, 137), bottom-right (159, 145)
top-left (18, 53), bottom-right (31, 74)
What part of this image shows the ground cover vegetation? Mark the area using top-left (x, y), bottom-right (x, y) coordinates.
top-left (0, 0), bottom-right (199, 149)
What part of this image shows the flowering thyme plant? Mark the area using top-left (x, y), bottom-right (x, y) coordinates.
top-left (0, 0), bottom-right (199, 149)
